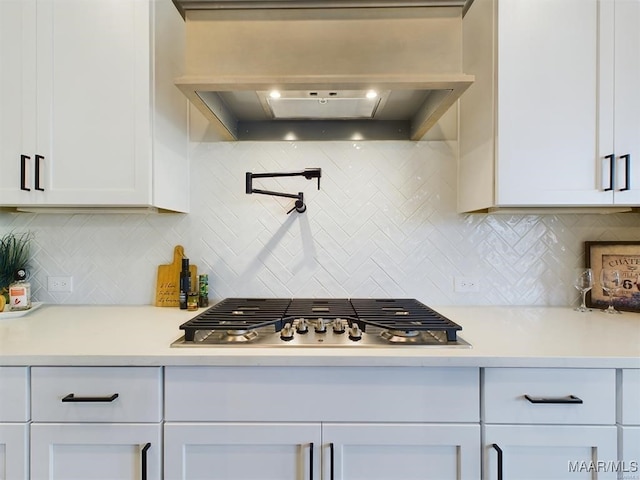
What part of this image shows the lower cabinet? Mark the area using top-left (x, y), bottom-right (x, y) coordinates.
top-left (0, 367), bottom-right (29, 480)
top-left (164, 422), bottom-right (480, 480)
top-left (164, 423), bottom-right (321, 480)
top-left (2, 365), bottom-right (635, 479)
top-left (30, 424), bottom-right (161, 480)
top-left (483, 368), bottom-right (619, 480)
top-left (323, 423), bottom-right (480, 480)
top-left (0, 423), bottom-right (28, 480)
top-left (29, 366), bottom-right (162, 480)
top-left (164, 366), bottom-right (481, 480)
top-left (485, 425), bottom-right (618, 480)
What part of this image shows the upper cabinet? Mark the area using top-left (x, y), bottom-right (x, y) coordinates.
top-left (459, 0), bottom-right (640, 213)
top-left (0, 0), bottom-right (188, 213)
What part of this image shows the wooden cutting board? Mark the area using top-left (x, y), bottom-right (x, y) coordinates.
top-left (155, 245), bottom-right (197, 307)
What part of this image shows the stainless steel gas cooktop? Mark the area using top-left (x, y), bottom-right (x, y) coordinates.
top-left (171, 298), bottom-right (471, 348)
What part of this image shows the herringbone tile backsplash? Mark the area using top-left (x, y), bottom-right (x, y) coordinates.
top-left (2, 140), bottom-right (640, 306)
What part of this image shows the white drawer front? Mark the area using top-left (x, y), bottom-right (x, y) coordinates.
top-left (484, 368), bottom-right (615, 425)
top-left (31, 367), bottom-right (161, 423)
top-left (165, 366), bottom-right (479, 422)
top-left (620, 369), bottom-right (640, 425)
top-left (0, 367), bottom-right (29, 422)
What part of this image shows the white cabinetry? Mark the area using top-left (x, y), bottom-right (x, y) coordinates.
top-left (323, 423), bottom-right (480, 480)
top-left (29, 367), bottom-right (162, 480)
top-left (164, 366), bottom-right (481, 480)
top-left (165, 423), bottom-right (321, 480)
top-left (459, 0), bottom-right (640, 212)
top-left (0, 367), bottom-right (29, 480)
top-left (483, 368), bottom-right (618, 479)
top-left (618, 369), bottom-right (640, 469)
top-left (0, 0), bottom-right (188, 212)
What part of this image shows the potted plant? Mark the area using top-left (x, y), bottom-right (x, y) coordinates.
top-left (0, 231), bottom-right (33, 304)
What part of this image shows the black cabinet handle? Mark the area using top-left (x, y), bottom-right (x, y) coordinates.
top-left (604, 153), bottom-right (615, 191)
top-left (61, 393), bottom-right (119, 403)
top-left (141, 443), bottom-right (151, 480)
top-left (620, 154), bottom-right (631, 191)
top-left (492, 444), bottom-right (503, 480)
top-left (20, 155), bottom-right (31, 191)
top-left (524, 394), bottom-right (583, 404)
top-left (309, 442), bottom-right (314, 480)
top-left (34, 154), bottom-right (45, 191)
top-left (329, 443), bottom-right (334, 480)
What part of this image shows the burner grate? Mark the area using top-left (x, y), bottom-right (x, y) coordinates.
top-left (284, 298), bottom-right (357, 319)
top-left (350, 298), bottom-right (461, 341)
top-left (179, 298), bottom-right (291, 341)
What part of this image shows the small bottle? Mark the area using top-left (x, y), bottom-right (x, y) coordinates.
top-left (198, 274), bottom-right (209, 307)
top-left (9, 268), bottom-right (31, 311)
top-left (179, 258), bottom-right (190, 310)
top-left (187, 292), bottom-right (199, 311)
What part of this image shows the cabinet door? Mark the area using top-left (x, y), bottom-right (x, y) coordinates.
top-left (496, 0), bottom-right (612, 206)
top-left (31, 0), bottom-right (151, 207)
top-left (0, 423), bottom-right (28, 480)
top-left (0, 0), bottom-right (37, 204)
top-left (323, 423), bottom-right (480, 480)
top-left (485, 425), bottom-right (618, 480)
top-left (620, 426), bottom-right (640, 468)
top-left (612, 0), bottom-right (640, 205)
top-left (31, 423), bottom-right (161, 480)
top-left (164, 423), bottom-right (321, 480)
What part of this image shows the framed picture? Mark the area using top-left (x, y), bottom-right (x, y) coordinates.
top-left (585, 241), bottom-right (640, 312)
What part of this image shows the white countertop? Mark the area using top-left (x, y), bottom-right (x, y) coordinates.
top-left (0, 304), bottom-right (638, 368)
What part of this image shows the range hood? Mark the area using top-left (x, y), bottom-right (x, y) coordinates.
top-left (173, 0), bottom-right (474, 141)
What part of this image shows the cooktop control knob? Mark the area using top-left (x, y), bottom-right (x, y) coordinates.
top-left (349, 324), bottom-right (362, 341)
top-left (315, 318), bottom-right (327, 333)
top-left (332, 318), bottom-right (345, 334)
top-left (280, 323), bottom-right (294, 341)
top-left (296, 318), bottom-right (308, 334)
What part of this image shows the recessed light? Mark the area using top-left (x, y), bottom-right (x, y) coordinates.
top-left (269, 90), bottom-right (281, 99)
top-left (366, 90), bottom-right (378, 99)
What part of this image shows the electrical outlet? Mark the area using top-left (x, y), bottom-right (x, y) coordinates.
top-left (48, 276), bottom-right (73, 293)
top-left (454, 276), bottom-right (480, 293)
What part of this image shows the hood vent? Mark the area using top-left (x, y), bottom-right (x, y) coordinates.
top-left (174, 1), bottom-right (474, 140)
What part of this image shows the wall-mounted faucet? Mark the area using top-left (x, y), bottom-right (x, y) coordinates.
top-left (245, 168), bottom-right (322, 214)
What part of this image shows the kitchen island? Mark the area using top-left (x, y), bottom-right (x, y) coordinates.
top-left (1, 305), bottom-right (638, 480)
top-left (0, 304), bottom-right (638, 367)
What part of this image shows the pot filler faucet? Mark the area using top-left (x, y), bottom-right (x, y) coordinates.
top-left (245, 168), bottom-right (322, 214)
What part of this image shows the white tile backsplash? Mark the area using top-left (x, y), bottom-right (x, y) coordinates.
top-left (2, 140), bottom-right (640, 306)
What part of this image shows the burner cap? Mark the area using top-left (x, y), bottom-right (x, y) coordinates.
top-left (219, 329), bottom-right (259, 343)
top-left (380, 329), bottom-right (421, 344)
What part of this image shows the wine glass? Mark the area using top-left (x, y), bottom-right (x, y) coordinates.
top-left (573, 268), bottom-right (593, 312)
top-left (599, 269), bottom-right (622, 314)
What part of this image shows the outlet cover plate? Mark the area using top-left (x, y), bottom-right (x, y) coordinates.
top-left (454, 276), bottom-right (480, 293)
top-left (47, 276), bottom-right (73, 293)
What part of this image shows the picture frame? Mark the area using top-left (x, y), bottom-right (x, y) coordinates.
top-left (585, 241), bottom-right (640, 312)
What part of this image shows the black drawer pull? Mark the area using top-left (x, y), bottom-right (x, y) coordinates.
top-left (34, 154), bottom-right (45, 191)
top-left (524, 394), bottom-right (583, 404)
top-left (141, 443), bottom-right (151, 480)
top-left (620, 154), bottom-right (631, 191)
top-left (604, 153), bottom-right (615, 191)
top-left (492, 444), bottom-right (503, 480)
top-left (20, 155), bottom-right (31, 191)
top-left (61, 393), bottom-right (119, 403)
top-left (329, 442), bottom-right (334, 480)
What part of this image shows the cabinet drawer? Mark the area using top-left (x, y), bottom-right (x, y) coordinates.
top-left (165, 366), bottom-right (479, 422)
top-left (31, 367), bottom-right (161, 422)
top-left (619, 369), bottom-right (640, 425)
top-left (484, 368), bottom-right (615, 425)
top-left (0, 367), bottom-right (29, 422)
